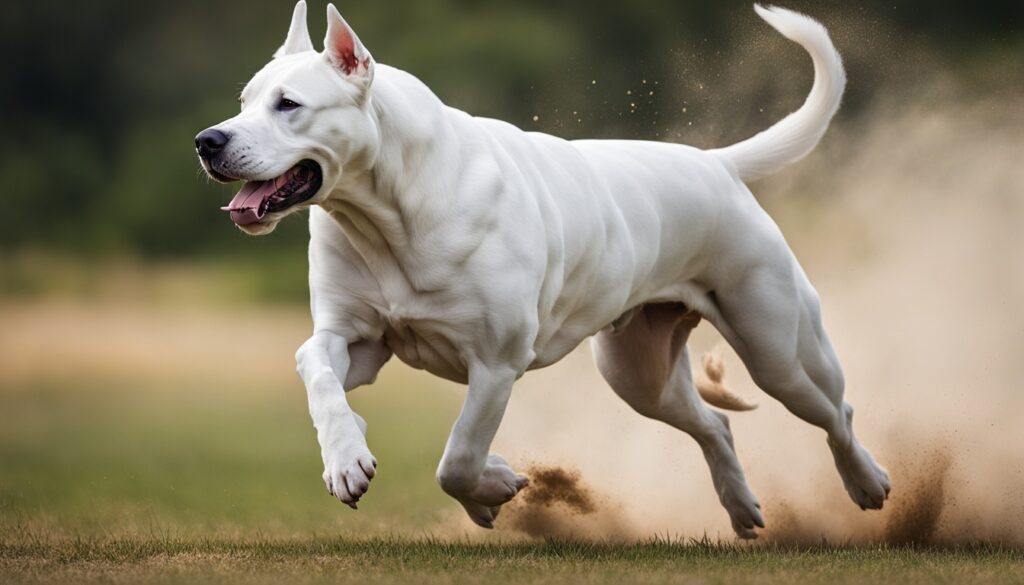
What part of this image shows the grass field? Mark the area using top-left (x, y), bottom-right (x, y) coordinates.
top-left (2, 275), bottom-right (1022, 583)
top-left (0, 297), bottom-right (461, 540)
top-left (3, 537), bottom-right (1022, 585)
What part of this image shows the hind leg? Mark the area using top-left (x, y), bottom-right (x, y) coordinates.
top-left (593, 303), bottom-right (765, 538)
top-left (711, 261), bottom-right (891, 510)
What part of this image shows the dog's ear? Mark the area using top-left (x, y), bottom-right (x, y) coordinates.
top-left (323, 4), bottom-right (374, 85)
top-left (275, 1), bottom-right (314, 58)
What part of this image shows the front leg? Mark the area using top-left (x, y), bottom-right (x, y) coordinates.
top-left (436, 364), bottom-right (530, 528)
top-left (295, 330), bottom-right (382, 508)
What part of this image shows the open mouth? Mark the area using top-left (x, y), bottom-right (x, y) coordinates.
top-left (220, 160), bottom-right (322, 226)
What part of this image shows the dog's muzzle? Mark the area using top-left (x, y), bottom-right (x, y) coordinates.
top-left (194, 128), bottom-right (323, 226)
top-left (219, 160), bottom-right (323, 226)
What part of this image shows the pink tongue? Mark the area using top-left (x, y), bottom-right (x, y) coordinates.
top-left (220, 170), bottom-right (294, 226)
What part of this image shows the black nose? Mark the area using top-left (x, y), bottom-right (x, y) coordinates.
top-left (195, 129), bottom-right (230, 159)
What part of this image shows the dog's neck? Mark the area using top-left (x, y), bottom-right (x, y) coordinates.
top-left (319, 66), bottom-right (492, 292)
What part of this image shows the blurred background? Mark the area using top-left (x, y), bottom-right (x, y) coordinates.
top-left (1, 0), bottom-right (1021, 542)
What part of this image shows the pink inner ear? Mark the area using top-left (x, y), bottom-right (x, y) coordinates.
top-left (329, 25), bottom-right (361, 74)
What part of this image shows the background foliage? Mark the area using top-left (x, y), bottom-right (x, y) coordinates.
top-left (1, 0), bottom-right (1019, 260)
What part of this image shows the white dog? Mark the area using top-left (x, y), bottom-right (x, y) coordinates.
top-left (196, 2), bottom-right (890, 538)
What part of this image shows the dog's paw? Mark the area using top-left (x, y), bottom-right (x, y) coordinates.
top-left (830, 439), bottom-right (891, 510)
top-left (720, 482), bottom-right (765, 540)
top-left (321, 437), bottom-right (377, 509)
top-left (460, 500), bottom-right (505, 529)
top-left (457, 454), bottom-right (529, 528)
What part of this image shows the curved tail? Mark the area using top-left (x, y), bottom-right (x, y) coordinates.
top-left (711, 5), bottom-right (846, 182)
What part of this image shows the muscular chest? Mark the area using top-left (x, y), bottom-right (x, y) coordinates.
top-left (377, 302), bottom-right (474, 384)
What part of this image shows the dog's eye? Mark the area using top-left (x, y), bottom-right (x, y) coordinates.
top-left (276, 98), bottom-right (301, 112)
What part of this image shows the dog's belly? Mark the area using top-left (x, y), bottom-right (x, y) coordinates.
top-left (378, 277), bottom-right (711, 383)
top-left (381, 313), bottom-right (603, 383)
top-left (384, 324), bottom-right (590, 382)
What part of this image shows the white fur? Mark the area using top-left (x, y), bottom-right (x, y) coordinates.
top-left (201, 2), bottom-right (890, 537)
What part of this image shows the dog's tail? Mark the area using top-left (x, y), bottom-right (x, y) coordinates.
top-left (710, 5), bottom-right (845, 182)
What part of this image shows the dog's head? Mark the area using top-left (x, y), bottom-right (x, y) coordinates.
top-left (195, 2), bottom-right (377, 235)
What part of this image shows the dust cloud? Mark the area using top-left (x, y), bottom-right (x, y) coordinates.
top-left (519, 466), bottom-right (597, 513)
top-left (881, 450), bottom-right (951, 545)
top-left (762, 448), bottom-right (956, 545)
top-left (500, 465), bottom-right (612, 539)
top-left (475, 42), bottom-right (1024, 545)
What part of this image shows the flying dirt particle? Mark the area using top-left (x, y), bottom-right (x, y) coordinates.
top-left (521, 466), bottom-right (597, 514)
top-left (883, 449), bottom-right (951, 545)
top-left (500, 464), bottom-right (633, 539)
top-left (763, 447), bottom-right (956, 546)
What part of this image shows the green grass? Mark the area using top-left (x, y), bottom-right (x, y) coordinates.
top-left (4, 379), bottom-right (1022, 584)
top-left (2, 536), bottom-right (1022, 584)
top-left (2, 299), bottom-right (1022, 583)
top-left (0, 375), bottom-right (460, 537)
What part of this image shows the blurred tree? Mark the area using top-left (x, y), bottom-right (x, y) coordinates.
top-left (0, 0), bottom-right (1019, 258)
